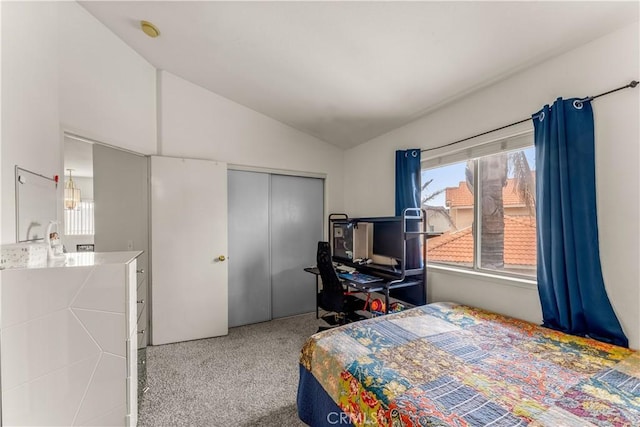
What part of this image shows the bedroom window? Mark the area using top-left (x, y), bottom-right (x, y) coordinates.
top-left (422, 132), bottom-right (536, 278)
top-left (64, 200), bottom-right (95, 235)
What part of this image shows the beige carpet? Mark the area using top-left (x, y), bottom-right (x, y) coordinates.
top-left (138, 313), bottom-right (320, 426)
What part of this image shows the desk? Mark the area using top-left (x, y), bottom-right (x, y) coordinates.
top-left (326, 211), bottom-right (433, 308)
top-left (303, 266), bottom-right (421, 317)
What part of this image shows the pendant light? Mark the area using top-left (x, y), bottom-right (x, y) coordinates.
top-left (64, 169), bottom-right (81, 210)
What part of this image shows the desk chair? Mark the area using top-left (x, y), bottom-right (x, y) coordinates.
top-left (316, 241), bottom-right (366, 328)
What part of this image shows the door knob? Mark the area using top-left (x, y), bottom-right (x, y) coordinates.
top-left (217, 255), bottom-right (226, 262)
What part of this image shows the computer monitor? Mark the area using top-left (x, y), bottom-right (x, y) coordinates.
top-left (371, 217), bottom-right (423, 270)
top-left (372, 220), bottom-right (402, 261)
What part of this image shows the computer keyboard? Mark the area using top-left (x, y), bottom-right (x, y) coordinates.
top-left (338, 272), bottom-right (383, 284)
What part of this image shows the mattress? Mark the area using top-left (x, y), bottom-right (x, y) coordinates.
top-left (297, 302), bottom-right (640, 426)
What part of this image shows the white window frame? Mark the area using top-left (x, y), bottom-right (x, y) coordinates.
top-left (422, 129), bottom-right (536, 282)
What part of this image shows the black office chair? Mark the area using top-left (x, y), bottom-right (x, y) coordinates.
top-left (316, 241), bottom-right (365, 327)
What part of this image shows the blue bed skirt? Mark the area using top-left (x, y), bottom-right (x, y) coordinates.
top-left (297, 364), bottom-right (352, 426)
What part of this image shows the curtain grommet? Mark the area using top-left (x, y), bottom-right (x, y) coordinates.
top-left (411, 151), bottom-right (418, 158)
top-left (573, 100), bottom-right (584, 109)
top-left (539, 111), bottom-right (545, 121)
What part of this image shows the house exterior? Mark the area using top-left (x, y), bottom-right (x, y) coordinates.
top-left (443, 178), bottom-right (533, 230)
top-left (424, 205), bottom-right (452, 233)
top-left (426, 177), bottom-right (536, 275)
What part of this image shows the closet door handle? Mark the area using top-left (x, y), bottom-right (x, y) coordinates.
top-left (137, 269), bottom-right (144, 274)
top-left (137, 299), bottom-right (144, 304)
top-left (138, 329), bottom-right (145, 335)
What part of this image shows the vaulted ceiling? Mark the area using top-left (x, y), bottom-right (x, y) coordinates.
top-left (80, 1), bottom-right (638, 149)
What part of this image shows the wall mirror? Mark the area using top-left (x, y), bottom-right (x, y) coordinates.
top-left (15, 166), bottom-right (58, 242)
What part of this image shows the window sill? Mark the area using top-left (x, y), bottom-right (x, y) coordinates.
top-left (427, 263), bottom-right (537, 290)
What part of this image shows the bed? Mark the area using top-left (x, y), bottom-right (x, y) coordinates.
top-left (297, 302), bottom-right (640, 426)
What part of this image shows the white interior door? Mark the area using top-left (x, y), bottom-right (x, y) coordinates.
top-left (151, 156), bottom-right (228, 345)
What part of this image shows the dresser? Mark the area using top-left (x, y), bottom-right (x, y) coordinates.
top-left (0, 251), bottom-right (142, 426)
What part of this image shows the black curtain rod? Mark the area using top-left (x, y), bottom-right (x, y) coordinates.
top-left (422, 80), bottom-right (639, 153)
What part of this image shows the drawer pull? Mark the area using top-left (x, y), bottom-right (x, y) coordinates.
top-left (138, 329), bottom-right (145, 335)
top-left (137, 269), bottom-right (145, 274)
top-left (137, 299), bottom-right (145, 304)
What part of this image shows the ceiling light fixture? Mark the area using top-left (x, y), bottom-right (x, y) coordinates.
top-left (140, 20), bottom-right (160, 38)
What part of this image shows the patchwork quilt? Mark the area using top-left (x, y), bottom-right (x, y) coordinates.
top-left (299, 302), bottom-right (640, 426)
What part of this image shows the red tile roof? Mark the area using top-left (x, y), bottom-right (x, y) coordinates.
top-left (445, 182), bottom-right (474, 208)
top-left (427, 216), bottom-right (536, 266)
top-left (445, 177), bottom-right (533, 208)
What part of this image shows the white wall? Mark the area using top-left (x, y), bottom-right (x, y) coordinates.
top-left (58, 2), bottom-right (156, 155)
top-left (1, 2), bottom-right (60, 244)
top-left (344, 23), bottom-right (640, 349)
top-left (159, 71), bottom-right (344, 221)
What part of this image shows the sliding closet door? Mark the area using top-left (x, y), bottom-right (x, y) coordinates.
top-left (270, 175), bottom-right (323, 318)
top-left (227, 170), bottom-right (271, 327)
